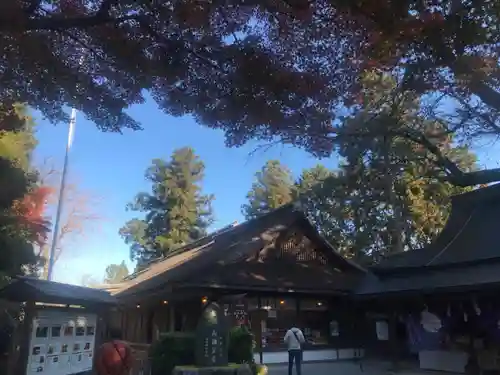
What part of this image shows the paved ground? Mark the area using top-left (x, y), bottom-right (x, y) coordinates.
top-left (266, 360), bottom-right (462, 375)
top-left (267, 360), bottom-right (389, 375)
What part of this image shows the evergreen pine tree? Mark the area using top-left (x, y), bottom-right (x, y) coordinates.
top-left (104, 261), bottom-right (129, 284)
top-left (242, 160), bottom-right (295, 220)
top-left (120, 147), bottom-right (214, 264)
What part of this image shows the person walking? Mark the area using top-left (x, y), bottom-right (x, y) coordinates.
top-left (284, 325), bottom-right (306, 375)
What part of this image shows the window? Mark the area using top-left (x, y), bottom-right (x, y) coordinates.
top-left (300, 310), bottom-right (329, 346)
top-left (35, 326), bottom-right (48, 338)
top-left (86, 326), bottom-right (95, 336)
top-left (51, 325), bottom-right (61, 338)
top-left (76, 326), bottom-right (85, 336)
top-left (64, 326), bottom-right (74, 337)
top-left (247, 298), bottom-right (259, 311)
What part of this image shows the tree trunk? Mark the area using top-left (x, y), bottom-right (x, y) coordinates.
top-left (382, 136), bottom-right (404, 254)
top-left (41, 246), bottom-right (49, 280)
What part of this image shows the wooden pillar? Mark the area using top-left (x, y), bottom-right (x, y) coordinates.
top-left (389, 312), bottom-right (399, 372)
top-left (257, 296), bottom-right (263, 364)
top-left (9, 301), bottom-right (35, 375)
top-left (295, 297), bottom-right (300, 324)
top-left (95, 306), bottom-right (108, 347)
top-left (168, 305), bottom-right (175, 332)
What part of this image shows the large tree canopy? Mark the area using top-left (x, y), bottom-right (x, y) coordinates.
top-left (298, 74), bottom-right (478, 261)
top-left (2, 0), bottom-right (500, 185)
top-left (241, 73), bottom-right (478, 262)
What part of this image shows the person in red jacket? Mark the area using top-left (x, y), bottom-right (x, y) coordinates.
top-left (95, 328), bottom-right (134, 375)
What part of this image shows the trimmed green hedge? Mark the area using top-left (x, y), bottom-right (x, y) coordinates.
top-left (150, 327), bottom-right (256, 375)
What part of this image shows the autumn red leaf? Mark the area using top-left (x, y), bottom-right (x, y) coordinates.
top-left (14, 186), bottom-right (53, 245)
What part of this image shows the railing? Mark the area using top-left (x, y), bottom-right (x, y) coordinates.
top-left (129, 342), bottom-right (152, 375)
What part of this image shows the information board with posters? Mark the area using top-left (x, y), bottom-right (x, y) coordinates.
top-left (26, 309), bottom-right (97, 375)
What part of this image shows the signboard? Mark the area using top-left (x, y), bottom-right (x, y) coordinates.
top-left (27, 310), bottom-right (97, 375)
top-left (376, 320), bottom-right (389, 341)
top-left (229, 300), bottom-right (248, 327)
top-left (195, 302), bottom-right (228, 367)
top-left (329, 321), bottom-right (339, 337)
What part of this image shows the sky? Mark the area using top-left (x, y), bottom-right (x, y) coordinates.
top-left (33, 98), bottom-right (500, 286)
top-left (32, 99), bottom-right (331, 285)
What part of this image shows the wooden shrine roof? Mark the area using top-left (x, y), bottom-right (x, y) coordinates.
top-left (110, 203), bottom-right (366, 300)
top-left (102, 185), bottom-right (500, 300)
top-left (355, 184), bottom-right (500, 296)
top-left (372, 184), bottom-right (500, 271)
top-left (183, 257), bottom-right (361, 294)
top-left (356, 259), bottom-right (500, 296)
top-left (0, 276), bottom-right (116, 306)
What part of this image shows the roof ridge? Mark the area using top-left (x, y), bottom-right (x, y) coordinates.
top-left (452, 183), bottom-right (500, 205)
top-left (424, 207), bottom-right (477, 266)
top-left (125, 203), bottom-right (300, 281)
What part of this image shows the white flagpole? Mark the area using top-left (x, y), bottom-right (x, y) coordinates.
top-left (47, 107), bottom-right (77, 281)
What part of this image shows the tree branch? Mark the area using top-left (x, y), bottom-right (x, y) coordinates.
top-left (97, 0), bottom-right (117, 17)
top-left (0, 12), bottom-right (139, 32)
top-left (314, 126), bottom-right (498, 187)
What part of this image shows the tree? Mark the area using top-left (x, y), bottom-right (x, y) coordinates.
top-left (0, 102), bottom-right (48, 283)
top-left (295, 164), bottom-right (343, 244)
top-left (120, 147), bottom-right (214, 265)
top-left (297, 74), bottom-right (478, 262)
top-left (3, 1), bottom-right (498, 188)
top-left (35, 158), bottom-right (103, 279)
top-left (103, 261), bottom-right (129, 284)
top-left (242, 160), bottom-right (296, 220)
top-left (80, 274), bottom-right (101, 288)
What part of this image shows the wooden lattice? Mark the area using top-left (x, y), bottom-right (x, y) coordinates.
top-left (277, 229), bottom-right (329, 265)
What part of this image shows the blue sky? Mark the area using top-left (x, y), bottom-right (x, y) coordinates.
top-left (33, 98), bottom-right (500, 285)
top-left (33, 99), bottom-right (329, 285)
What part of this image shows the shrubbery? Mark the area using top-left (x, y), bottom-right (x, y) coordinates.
top-left (228, 326), bottom-right (255, 364)
top-left (149, 332), bottom-right (196, 375)
top-left (149, 326), bottom-right (256, 375)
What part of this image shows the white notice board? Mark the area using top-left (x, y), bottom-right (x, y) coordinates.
top-left (375, 320), bottom-right (389, 341)
top-left (26, 309), bottom-right (97, 375)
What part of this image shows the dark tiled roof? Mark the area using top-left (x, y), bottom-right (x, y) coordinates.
top-left (182, 249), bottom-right (361, 293)
top-left (356, 260), bottom-right (500, 296)
top-left (0, 276), bottom-right (116, 305)
top-left (372, 183), bottom-right (500, 271)
top-left (114, 204), bottom-right (365, 299)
